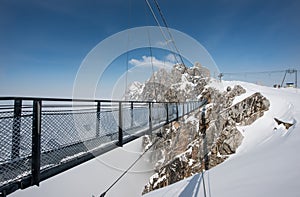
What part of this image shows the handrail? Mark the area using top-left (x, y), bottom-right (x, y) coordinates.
top-left (0, 96), bottom-right (200, 104)
top-left (0, 97), bottom-right (206, 197)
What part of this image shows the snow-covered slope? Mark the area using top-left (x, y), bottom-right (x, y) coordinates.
top-left (144, 81), bottom-right (300, 197)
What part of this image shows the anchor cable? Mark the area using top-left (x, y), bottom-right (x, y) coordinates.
top-left (98, 134), bottom-right (162, 197)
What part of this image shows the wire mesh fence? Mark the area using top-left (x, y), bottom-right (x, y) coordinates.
top-left (0, 97), bottom-right (205, 196)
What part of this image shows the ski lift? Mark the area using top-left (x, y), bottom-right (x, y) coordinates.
top-left (285, 82), bottom-right (295, 88)
top-left (281, 69), bottom-right (298, 88)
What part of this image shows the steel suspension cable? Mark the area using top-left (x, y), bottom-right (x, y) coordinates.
top-left (125, 0), bottom-right (131, 98)
top-left (97, 136), bottom-right (162, 197)
top-left (144, 0), bottom-right (180, 66)
top-left (152, 0), bottom-right (185, 66)
top-left (146, 27), bottom-right (158, 101)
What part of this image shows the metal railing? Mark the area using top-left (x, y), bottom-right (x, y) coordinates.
top-left (0, 97), bottom-right (206, 196)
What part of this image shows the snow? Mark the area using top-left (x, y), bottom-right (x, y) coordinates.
top-left (144, 81), bottom-right (300, 197)
top-left (11, 138), bottom-right (155, 197)
top-left (178, 74), bottom-right (194, 91)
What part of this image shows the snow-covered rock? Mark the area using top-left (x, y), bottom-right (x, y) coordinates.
top-left (124, 63), bottom-right (271, 195)
top-left (142, 88), bottom-right (270, 194)
top-left (143, 82), bottom-right (300, 197)
top-left (124, 63), bottom-right (209, 102)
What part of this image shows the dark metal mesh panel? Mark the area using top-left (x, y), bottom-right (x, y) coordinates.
top-left (133, 107), bottom-right (148, 127)
top-left (40, 107), bottom-right (106, 170)
top-left (0, 108), bottom-right (32, 187)
top-left (100, 109), bottom-right (119, 138)
top-left (20, 111), bottom-right (33, 157)
top-left (0, 111), bottom-right (13, 163)
top-left (178, 103), bottom-right (183, 117)
top-left (122, 104), bottom-right (148, 135)
top-left (152, 103), bottom-right (167, 126)
top-left (168, 103), bottom-right (177, 121)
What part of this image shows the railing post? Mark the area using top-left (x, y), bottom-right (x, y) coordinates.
top-left (187, 102), bottom-right (189, 113)
top-left (32, 99), bottom-right (42, 186)
top-left (12, 99), bottom-right (22, 160)
top-left (201, 105), bottom-right (206, 135)
top-left (130, 102), bottom-right (134, 128)
top-left (96, 102), bottom-right (101, 137)
top-left (148, 102), bottom-right (152, 135)
top-left (176, 103), bottom-right (179, 120)
top-left (165, 103), bottom-right (169, 124)
top-left (182, 103), bottom-right (185, 115)
top-left (118, 102), bottom-right (123, 147)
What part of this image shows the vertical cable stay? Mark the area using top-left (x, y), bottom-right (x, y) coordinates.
top-left (152, 0), bottom-right (185, 66)
top-left (97, 135), bottom-right (162, 197)
top-left (144, 0), bottom-right (180, 66)
top-left (125, 0), bottom-right (132, 98)
top-left (146, 27), bottom-right (158, 101)
top-left (125, 33), bottom-right (130, 99)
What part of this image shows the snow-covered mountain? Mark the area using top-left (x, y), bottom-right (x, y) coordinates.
top-left (124, 81), bottom-right (145, 100)
top-left (144, 81), bottom-right (300, 197)
top-left (124, 63), bottom-right (210, 102)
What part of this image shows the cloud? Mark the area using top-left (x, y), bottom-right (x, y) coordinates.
top-left (165, 53), bottom-right (178, 63)
top-left (129, 56), bottom-right (174, 69)
top-left (155, 39), bottom-right (172, 47)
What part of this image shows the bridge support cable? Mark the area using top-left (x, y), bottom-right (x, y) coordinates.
top-left (146, 27), bottom-right (158, 101)
top-left (98, 133), bottom-right (163, 197)
top-left (152, 0), bottom-right (185, 66)
top-left (144, 0), bottom-right (180, 66)
top-left (201, 171), bottom-right (207, 197)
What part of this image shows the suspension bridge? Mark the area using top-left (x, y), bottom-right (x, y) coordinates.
top-left (0, 97), bottom-right (206, 196)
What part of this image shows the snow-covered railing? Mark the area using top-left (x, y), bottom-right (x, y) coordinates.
top-left (0, 97), bottom-right (206, 197)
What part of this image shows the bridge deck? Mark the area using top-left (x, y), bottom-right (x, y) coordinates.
top-left (0, 97), bottom-right (205, 197)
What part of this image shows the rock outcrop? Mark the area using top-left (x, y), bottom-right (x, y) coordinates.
top-left (142, 88), bottom-right (270, 194)
top-left (125, 62), bottom-right (210, 102)
top-left (124, 62), bottom-right (270, 195)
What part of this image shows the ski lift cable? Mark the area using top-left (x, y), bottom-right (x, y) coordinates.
top-left (144, 0), bottom-right (180, 65)
top-left (152, 0), bottom-right (185, 66)
top-left (97, 134), bottom-right (163, 197)
top-left (221, 70), bottom-right (286, 76)
top-left (222, 69), bottom-right (300, 76)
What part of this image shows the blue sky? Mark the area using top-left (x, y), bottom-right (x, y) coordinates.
top-left (1, 0), bottom-right (300, 98)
